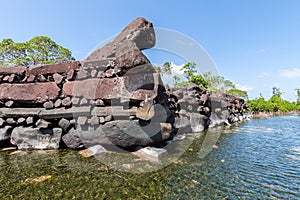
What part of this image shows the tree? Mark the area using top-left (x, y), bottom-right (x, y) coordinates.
top-left (272, 86), bottom-right (283, 98)
top-left (226, 88), bottom-right (248, 99)
top-left (180, 62), bottom-right (197, 80)
top-left (174, 61), bottom-right (248, 99)
top-left (295, 88), bottom-right (300, 104)
top-left (0, 36), bottom-right (75, 67)
top-left (153, 62), bottom-right (172, 74)
top-left (189, 75), bottom-right (208, 88)
top-left (162, 62), bottom-right (172, 75)
top-left (0, 39), bottom-right (29, 66)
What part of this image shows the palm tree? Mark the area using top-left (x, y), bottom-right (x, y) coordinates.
top-left (162, 62), bottom-right (172, 75)
top-left (295, 88), bottom-right (300, 103)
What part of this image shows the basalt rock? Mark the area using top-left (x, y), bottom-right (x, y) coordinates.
top-left (0, 126), bottom-right (12, 142)
top-left (0, 82), bottom-right (60, 103)
top-left (0, 17), bottom-right (250, 151)
top-left (170, 83), bottom-right (250, 132)
top-left (85, 17), bottom-right (155, 61)
top-left (10, 127), bottom-right (62, 150)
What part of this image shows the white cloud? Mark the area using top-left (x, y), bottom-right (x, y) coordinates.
top-left (170, 63), bottom-right (184, 75)
top-left (279, 68), bottom-right (300, 78)
top-left (236, 84), bottom-right (254, 91)
top-left (258, 72), bottom-right (269, 78)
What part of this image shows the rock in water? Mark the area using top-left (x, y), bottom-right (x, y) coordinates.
top-left (134, 147), bottom-right (168, 162)
top-left (61, 127), bottom-right (82, 149)
top-left (10, 127), bottom-right (62, 150)
top-left (0, 126), bottom-right (12, 142)
top-left (79, 145), bottom-right (109, 158)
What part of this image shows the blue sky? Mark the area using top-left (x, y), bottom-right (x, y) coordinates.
top-left (1, 0), bottom-right (300, 100)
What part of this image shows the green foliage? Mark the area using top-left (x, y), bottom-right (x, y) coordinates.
top-left (180, 62), bottom-right (197, 80)
top-left (189, 75), bottom-right (208, 88)
top-left (173, 62), bottom-right (248, 99)
top-left (163, 62), bottom-right (172, 74)
top-left (0, 36), bottom-right (75, 67)
top-left (226, 88), bottom-right (248, 99)
top-left (247, 88), bottom-right (300, 112)
top-left (201, 72), bottom-right (234, 92)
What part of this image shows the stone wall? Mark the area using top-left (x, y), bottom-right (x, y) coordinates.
top-left (166, 83), bottom-right (250, 134)
top-left (0, 17), bottom-right (250, 150)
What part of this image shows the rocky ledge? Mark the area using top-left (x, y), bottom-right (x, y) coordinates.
top-left (0, 17), bottom-right (251, 151)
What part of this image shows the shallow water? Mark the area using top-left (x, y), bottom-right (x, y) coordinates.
top-left (0, 115), bottom-right (299, 199)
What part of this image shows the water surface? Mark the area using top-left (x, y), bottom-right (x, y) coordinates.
top-left (0, 115), bottom-right (299, 199)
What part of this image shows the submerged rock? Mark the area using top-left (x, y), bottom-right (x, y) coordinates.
top-left (134, 147), bottom-right (167, 162)
top-left (79, 145), bottom-right (109, 158)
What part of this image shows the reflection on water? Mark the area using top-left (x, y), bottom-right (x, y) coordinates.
top-left (0, 115), bottom-right (300, 199)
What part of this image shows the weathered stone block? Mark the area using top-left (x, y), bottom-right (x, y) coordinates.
top-left (6, 118), bottom-right (16, 125)
top-left (0, 118), bottom-right (4, 126)
top-left (0, 66), bottom-right (27, 75)
top-left (5, 100), bottom-right (14, 107)
top-left (53, 73), bottom-right (64, 85)
top-left (26, 117), bottom-right (34, 125)
top-left (77, 116), bottom-right (87, 125)
top-left (62, 97), bottom-right (72, 107)
top-left (17, 118), bottom-right (26, 124)
top-left (189, 113), bottom-right (208, 132)
top-left (0, 126), bottom-right (12, 142)
top-left (90, 116), bottom-right (99, 125)
top-left (58, 118), bottom-right (70, 131)
top-left (25, 62), bottom-right (80, 76)
top-left (54, 99), bottom-right (62, 108)
top-left (36, 119), bottom-right (50, 128)
top-left (71, 97), bottom-right (80, 105)
top-left (62, 127), bottom-right (82, 149)
top-left (62, 74), bottom-right (158, 100)
top-left (11, 127), bottom-right (62, 150)
top-left (79, 98), bottom-right (88, 106)
top-left (43, 101), bottom-right (54, 109)
top-left (0, 82), bottom-right (60, 103)
top-left (160, 123), bottom-right (172, 140)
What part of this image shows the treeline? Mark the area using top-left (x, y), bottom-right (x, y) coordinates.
top-left (247, 87), bottom-right (300, 112)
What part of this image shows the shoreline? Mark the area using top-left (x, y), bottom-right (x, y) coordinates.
top-left (252, 111), bottom-right (300, 118)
